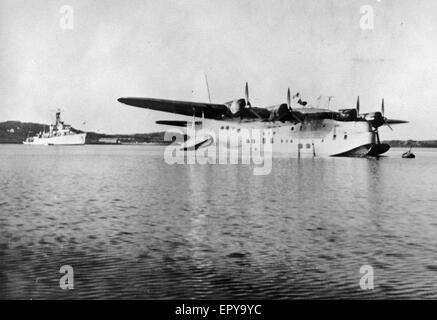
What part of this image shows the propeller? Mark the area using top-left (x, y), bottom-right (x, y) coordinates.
top-left (242, 82), bottom-right (262, 120)
top-left (287, 88), bottom-right (291, 108)
top-left (381, 98), bottom-right (385, 117)
top-left (356, 96), bottom-right (360, 115)
top-left (381, 98), bottom-right (393, 131)
top-left (274, 88), bottom-right (303, 123)
top-left (365, 97), bottom-right (401, 144)
top-left (287, 88), bottom-right (303, 123)
top-left (245, 82), bottom-right (251, 108)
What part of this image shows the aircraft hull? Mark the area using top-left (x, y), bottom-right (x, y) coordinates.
top-left (184, 119), bottom-right (389, 158)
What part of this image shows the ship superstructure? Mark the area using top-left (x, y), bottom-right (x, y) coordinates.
top-left (23, 111), bottom-right (86, 145)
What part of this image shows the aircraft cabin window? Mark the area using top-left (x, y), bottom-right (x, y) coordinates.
top-left (220, 126), bottom-right (224, 130)
top-left (298, 143), bottom-right (303, 149)
top-left (262, 138), bottom-right (265, 144)
top-left (246, 139), bottom-right (250, 144)
top-left (291, 127), bottom-right (294, 131)
top-left (285, 139), bottom-right (288, 143)
top-left (333, 134), bottom-right (337, 140)
top-left (306, 144), bottom-right (311, 149)
top-left (290, 140), bottom-right (293, 143)
top-left (271, 138), bottom-right (274, 144)
top-left (226, 126), bottom-right (229, 130)
top-left (344, 134), bottom-right (348, 140)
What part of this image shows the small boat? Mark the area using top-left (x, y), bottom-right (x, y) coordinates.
top-left (402, 147), bottom-right (415, 158)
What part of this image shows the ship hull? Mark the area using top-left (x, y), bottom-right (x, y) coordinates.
top-left (23, 133), bottom-right (87, 145)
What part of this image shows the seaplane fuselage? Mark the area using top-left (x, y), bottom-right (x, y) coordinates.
top-left (179, 115), bottom-right (381, 158)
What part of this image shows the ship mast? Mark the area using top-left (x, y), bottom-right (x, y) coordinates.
top-left (56, 110), bottom-right (61, 126)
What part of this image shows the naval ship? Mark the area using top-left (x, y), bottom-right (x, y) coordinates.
top-left (23, 111), bottom-right (86, 145)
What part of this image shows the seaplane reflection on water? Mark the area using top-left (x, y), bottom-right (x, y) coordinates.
top-left (118, 83), bottom-right (408, 158)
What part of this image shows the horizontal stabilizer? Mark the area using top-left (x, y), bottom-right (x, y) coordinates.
top-left (385, 119), bottom-right (409, 125)
top-left (156, 120), bottom-right (202, 127)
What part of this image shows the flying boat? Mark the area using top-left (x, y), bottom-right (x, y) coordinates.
top-left (118, 83), bottom-right (408, 157)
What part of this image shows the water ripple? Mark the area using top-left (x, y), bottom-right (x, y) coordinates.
top-left (1, 146), bottom-right (437, 299)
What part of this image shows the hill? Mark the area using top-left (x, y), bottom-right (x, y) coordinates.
top-left (0, 121), bottom-right (49, 144)
top-left (0, 121), bottom-right (179, 144)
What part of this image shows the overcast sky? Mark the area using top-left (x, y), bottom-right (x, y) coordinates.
top-left (1, 0), bottom-right (437, 139)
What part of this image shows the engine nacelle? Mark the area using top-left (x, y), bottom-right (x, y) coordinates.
top-left (276, 104), bottom-right (290, 121)
top-left (268, 103), bottom-right (294, 122)
top-left (224, 98), bottom-right (246, 115)
top-left (364, 112), bottom-right (385, 128)
top-left (338, 108), bottom-right (358, 120)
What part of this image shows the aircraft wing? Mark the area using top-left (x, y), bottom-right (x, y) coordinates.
top-left (118, 97), bottom-right (230, 120)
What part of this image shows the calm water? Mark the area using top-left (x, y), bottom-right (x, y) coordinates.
top-left (0, 144), bottom-right (436, 299)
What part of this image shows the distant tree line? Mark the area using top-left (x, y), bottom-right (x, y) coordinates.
top-left (382, 140), bottom-right (437, 148)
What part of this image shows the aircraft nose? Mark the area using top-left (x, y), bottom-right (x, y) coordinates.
top-left (117, 97), bottom-right (128, 104)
